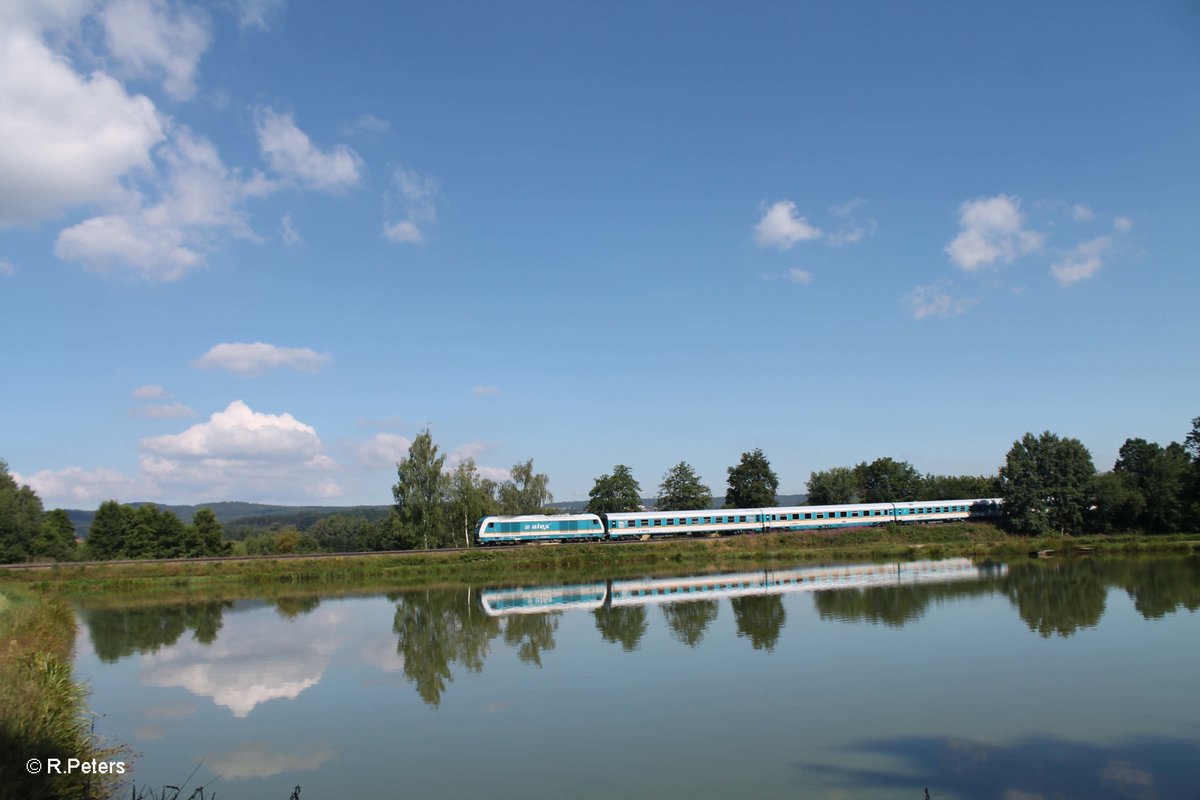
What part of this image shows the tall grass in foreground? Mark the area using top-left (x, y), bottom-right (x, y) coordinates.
top-left (0, 590), bottom-right (121, 800)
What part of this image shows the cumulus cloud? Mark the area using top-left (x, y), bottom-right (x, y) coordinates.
top-left (383, 166), bottom-right (438, 244)
top-left (354, 433), bottom-right (412, 469)
top-left (100, 0), bottom-right (212, 101)
top-left (471, 385), bottom-right (499, 396)
top-left (754, 200), bottom-right (822, 250)
top-left (233, 0), bottom-right (286, 31)
top-left (1050, 236), bottom-right (1111, 287)
top-left (14, 465), bottom-right (150, 507)
top-left (142, 400), bottom-right (321, 461)
top-left (55, 127), bottom-right (261, 280)
top-left (944, 194), bottom-right (1043, 271)
top-left (194, 342), bottom-right (331, 375)
top-left (905, 283), bottom-right (979, 320)
top-left (131, 402), bottom-right (195, 419)
top-left (0, 18), bottom-right (164, 225)
top-left (256, 108), bottom-right (363, 193)
top-left (280, 211), bottom-right (301, 246)
top-left (785, 268), bottom-right (813, 284)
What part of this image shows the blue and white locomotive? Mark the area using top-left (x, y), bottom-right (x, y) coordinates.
top-left (475, 497), bottom-right (1002, 545)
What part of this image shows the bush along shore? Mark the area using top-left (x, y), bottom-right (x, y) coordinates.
top-left (0, 589), bottom-right (123, 800)
top-left (3, 523), bottom-right (1197, 597)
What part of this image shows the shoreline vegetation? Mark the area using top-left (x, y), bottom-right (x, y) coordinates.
top-left (4, 523), bottom-right (1197, 597)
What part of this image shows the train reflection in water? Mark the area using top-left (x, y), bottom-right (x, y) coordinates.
top-left (480, 558), bottom-right (1007, 616)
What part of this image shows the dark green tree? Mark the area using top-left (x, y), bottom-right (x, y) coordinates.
top-left (0, 460), bottom-right (44, 563)
top-left (657, 462), bottom-right (712, 511)
top-left (86, 500), bottom-right (128, 559)
top-left (1088, 471), bottom-right (1145, 533)
top-left (498, 458), bottom-right (553, 514)
top-left (31, 508), bottom-right (76, 561)
top-left (393, 429), bottom-right (450, 549)
top-left (724, 448), bottom-right (779, 509)
top-left (191, 507), bottom-right (227, 556)
top-left (806, 467), bottom-right (859, 505)
top-left (918, 473), bottom-right (1001, 501)
top-left (1113, 438), bottom-right (1189, 532)
top-left (999, 432), bottom-right (1096, 535)
top-left (586, 464), bottom-right (642, 514)
top-left (855, 457), bottom-right (922, 503)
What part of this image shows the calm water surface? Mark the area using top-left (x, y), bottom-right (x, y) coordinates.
top-left (73, 556), bottom-right (1200, 799)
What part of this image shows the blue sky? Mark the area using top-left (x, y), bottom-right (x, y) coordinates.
top-left (2, 1), bottom-right (1198, 509)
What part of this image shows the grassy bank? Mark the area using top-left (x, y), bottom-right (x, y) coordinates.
top-left (4, 523), bottom-right (1197, 598)
top-left (0, 589), bottom-right (120, 800)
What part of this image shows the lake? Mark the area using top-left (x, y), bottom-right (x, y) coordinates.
top-left (73, 555), bottom-right (1200, 799)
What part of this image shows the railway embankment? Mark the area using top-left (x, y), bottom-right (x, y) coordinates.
top-left (2, 523), bottom-right (1196, 597)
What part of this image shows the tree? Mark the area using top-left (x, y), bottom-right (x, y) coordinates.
top-left (191, 508), bottom-right (227, 556)
top-left (447, 459), bottom-right (498, 547)
top-left (87, 500), bottom-right (128, 559)
top-left (657, 462), bottom-right (712, 511)
top-left (586, 464), bottom-right (642, 514)
top-left (1088, 471), bottom-right (1144, 533)
top-left (806, 467), bottom-right (859, 506)
top-left (393, 429), bottom-right (450, 549)
top-left (855, 457), bottom-right (922, 503)
top-left (919, 473), bottom-right (1001, 501)
top-left (999, 431), bottom-right (1096, 535)
top-left (1113, 438), bottom-right (1189, 532)
top-left (498, 458), bottom-right (552, 514)
top-left (32, 509), bottom-right (76, 561)
top-left (0, 461), bottom-right (44, 562)
top-left (724, 448), bottom-right (779, 509)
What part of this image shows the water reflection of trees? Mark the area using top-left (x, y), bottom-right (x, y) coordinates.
top-left (593, 605), bottom-right (648, 652)
top-left (80, 601), bottom-right (232, 662)
top-left (274, 595), bottom-right (322, 618)
top-left (503, 613), bottom-right (559, 666)
top-left (391, 587), bottom-right (501, 707)
top-left (1003, 560), bottom-right (1107, 638)
top-left (731, 595), bottom-right (785, 651)
top-left (814, 582), bottom-right (996, 628)
top-left (661, 600), bottom-right (719, 647)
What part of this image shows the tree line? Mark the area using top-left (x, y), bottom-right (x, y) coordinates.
top-left (2, 415), bottom-right (1198, 562)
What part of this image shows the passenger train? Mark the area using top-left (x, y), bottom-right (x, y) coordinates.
top-left (476, 497), bottom-right (1003, 545)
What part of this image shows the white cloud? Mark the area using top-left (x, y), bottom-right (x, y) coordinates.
top-left (383, 166), bottom-right (438, 244)
top-left (141, 400), bottom-right (321, 461)
top-left (1070, 203), bottom-right (1095, 222)
top-left (233, 0), bottom-right (286, 31)
top-left (0, 20), bottom-right (164, 225)
top-left (194, 342), bottom-right (331, 375)
top-left (944, 194), bottom-right (1043, 271)
top-left (1113, 216), bottom-right (1133, 233)
top-left (132, 384), bottom-right (167, 399)
top-left (14, 465), bottom-right (149, 507)
top-left (131, 401), bottom-right (195, 419)
top-left (100, 0), bottom-right (211, 101)
top-left (341, 113), bottom-right (391, 138)
top-left (0, 258), bottom-right (15, 277)
top-left (905, 284), bottom-right (979, 320)
top-left (825, 198), bottom-right (876, 246)
top-left (471, 385), bottom-right (499, 396)
top-left (354, 433), bottom-right (412, 469)
top-left (754, 200), bottom-right (822, 250)
top-left (55, 127), bottom-right (260, 280)
top-left (1050, 235), bottom-right (1111, 286)
top-left (256, 108), bottom-right (363, 193)
top-left (280, 212), bottom-right (301, 246)
top-left (785, 268), bottom-right (813, 284)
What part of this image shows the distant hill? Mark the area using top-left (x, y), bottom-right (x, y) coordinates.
top-left (65, 495), bottom-right (808, 538)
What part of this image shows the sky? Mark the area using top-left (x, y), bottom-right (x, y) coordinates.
top-left (2, 0), bottom-right (1198, 509)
